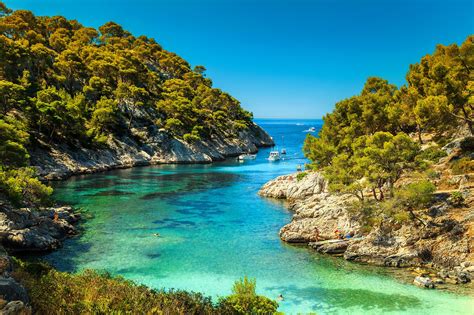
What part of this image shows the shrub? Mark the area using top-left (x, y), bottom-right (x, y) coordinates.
top-left (425, 169), bottom-right (440, 180)
top-left (234, 120), bottom-right (249, 131)
top-left (13, 262), bottom-right (216, 314)
top-left (449, 191), bottom-right (465, 207)
top-left (217, 277), bottom-right (278, 314)
top-left (183, 133), bottom-right (201, 143)
top-left (0, 167), bottom-right (53, 206)
top-left (451, 157), bottom-right (474, 175)
top-left (347, 200), bottom-right (381, 233)
top-left (395, 180), bottom-right (436, 210)
top-left (416, 145), bottom-right (447, 162)
top-left (460, 137), bottom-right (474, 152)
top-left (296, 172), bottom-right (307, 181)
top-left (12, 261), bottom-right (278, 314)
top-left (165, 118), bottom-right (184, 135)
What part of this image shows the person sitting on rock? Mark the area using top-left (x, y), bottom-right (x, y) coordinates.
top-left (313, 227), bottom-right (320, 241)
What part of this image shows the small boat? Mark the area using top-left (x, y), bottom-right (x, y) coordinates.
top-left (237, 153), bottom-right (256, 161)
top-left (280, 136), bottom-right (286, 155)
top-left (303, 126), bottom-right (316, 133)
top-left (267, 151), bottom-right (280, 161)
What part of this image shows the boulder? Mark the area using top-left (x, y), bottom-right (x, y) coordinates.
top-left (0, 300), bottom-right (31, 315)
top-left (413, 276), bottom-right (435, 289)
top-left (0, 278), bottom-right (28, 303)
top-left (309, 240), bottom-right (349, 254)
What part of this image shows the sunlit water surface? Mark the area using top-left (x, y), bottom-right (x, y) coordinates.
top-left (46, 119), bottom-right (474, 314)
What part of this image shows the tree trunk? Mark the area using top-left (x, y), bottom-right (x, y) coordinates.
top-left (372, 188), bottom-right (378, 201)
top-left (460, 105), bottom-right (473, 135)
top-left (417, 125), bottom-right (423, 144)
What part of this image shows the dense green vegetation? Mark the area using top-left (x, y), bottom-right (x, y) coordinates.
top-left (0, 3), bottom-right (254, 206)
top-left (304, 36), bottom-right (473, 225)
top-left (13, 260), bottom-right (278, 314)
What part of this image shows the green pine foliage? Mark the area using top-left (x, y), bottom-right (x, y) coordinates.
top-left (0, 3), bottom-right (255, 206)
top-left (304, 37), bottom-right (472, 194)
top-left (304, 36), bottom-right (472, 223)
top-left (0, 5), bottom-right (253, 144)
top-left (217, 277), bottom-right (279, 314)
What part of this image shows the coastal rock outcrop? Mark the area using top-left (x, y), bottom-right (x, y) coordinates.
top-left (259, 172), bottom-right (359, 243)
top-left (259, 171), bottom-right (474, 285)
top-left (31, 122), bottom-right (274, 180)
top-left (0, 200), bottom-right (79, 252)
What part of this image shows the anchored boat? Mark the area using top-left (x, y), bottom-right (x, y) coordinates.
top-left (237, 153), bottom-right (256, 161)
top-left (268, 150), bottom-right (281, 161)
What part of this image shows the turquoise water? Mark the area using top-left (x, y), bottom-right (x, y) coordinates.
top-left (46, 119), bottom-right (473, 314)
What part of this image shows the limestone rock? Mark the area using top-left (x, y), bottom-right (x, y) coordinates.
top-left (31, 122), bottom-right (274, 180)
top-left (259, 172), bottom-right (327, 200)
top-left (413, 276), bottom-right (435, 289)
top-left (309, 240), bottom-right (349, 254)
top-left (0, 300), bottom-right (31, 315)
top-left (0, 201), bottom-right (79, 252)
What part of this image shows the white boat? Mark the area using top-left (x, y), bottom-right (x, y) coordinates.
top-left (281, 136), bottom-right (286, 155)
top-left (237, 153), bottom-right (256, 161)
top-left (267, 151), bottom-right (280, 161)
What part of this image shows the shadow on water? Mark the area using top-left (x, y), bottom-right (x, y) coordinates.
top-left (153, 218), bottom-right (197, 228)
top-left (85, 190), bottom-right (135, 197)
top-left (266, 284), bottom-right (422, 312)
top-left (24, 237), bottom-right (94, 273)
top-left (140, 172), bottom-right (240, 201)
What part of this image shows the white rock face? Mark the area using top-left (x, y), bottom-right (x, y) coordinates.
top-left (258, 172), bottom-right (327, 200)
top-left (31, 122), bottom-right (274, 179)
top-left (259, 172), bottom-right (359, 243)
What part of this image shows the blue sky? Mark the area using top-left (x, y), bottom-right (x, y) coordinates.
top-left (5, 0), bottom-right (473, 118)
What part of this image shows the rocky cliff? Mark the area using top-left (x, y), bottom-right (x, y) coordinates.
top-left (30, 122), bottom-right (274, 180)
top-left (259, 170), bottom-right (474, 287)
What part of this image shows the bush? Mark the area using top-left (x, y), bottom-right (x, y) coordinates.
top-left (0, 167), bottom-right (53, 206)
top-left (296, 172), bottom-right (308, 181)
top-left (13, 262), bottom-right (215, 314)
top-left (12, 261), bottom-right (278, 314)
top-left (395, 180), bottom-right (436, 210)
top-left (217, 277), bottom-right (278, 314)
top-left (449, 191), bottom-right (465, 207)
top-left (451, 157), bottom-right (474, 175)
top-left (416, 145), bottom-right (447, 162)
top-left (183, 133), bottom-right (201, 143)
top-left (347, 200), bottom-right (381, 233)
top-left (460, 137), bottom-right (474, 152)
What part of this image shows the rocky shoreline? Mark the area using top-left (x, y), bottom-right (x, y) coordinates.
top-left (0, 199), bottom-right (80, 313)
top-left (259, 171), bottom-right (474, 289)
top-left (31, 123), bottom-right (274, 180)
